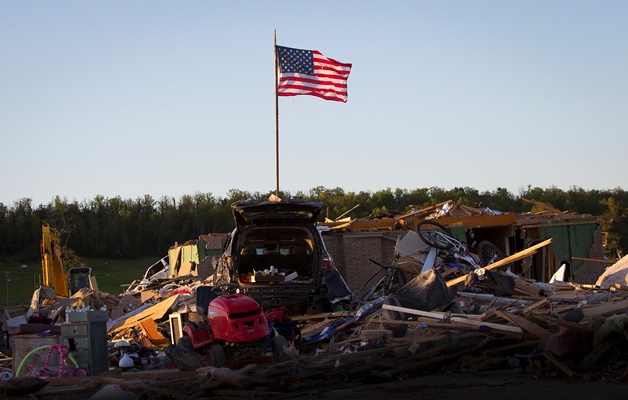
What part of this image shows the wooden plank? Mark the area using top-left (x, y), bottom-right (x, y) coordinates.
top-left (521, 298), bottom-right (551, 316)
top-left (382, 304), bottom-right (523, 334)
top-left (347, 218), bottom-right (397, 230)
top-left (170, 245), bottom-right (182, 276)
top-left (544, 352), bottom-right (578, 378)
top-left (299, 318), bottom-right (336, 338)
top-left (382, 306), bottom-right (484, 321)
top-left (447, 238), bottom-right (552, 288)
top-left (388, 335), bottom-right (490, 374)
top-left (109, 294), bottom-right (180, 333)
top-left (493, 310), bottom-right (552, 340)
top-left (396, 258), bottom-right (422, 275)
top-left (542, 315), bottom-right (594, 334)
top-left (196, 366), bottom-right (259, 387)
top-left (140, 290), bottom-right (158, 303)
top-left (328, 221), bottom-right (352, 230)
top-left (359, 329), bottom-right (394, 341)
top-left (397, 200), bottom-right (452, 220)
top-left (329, 345), bottom-right (395, 362)
top-left (378, 318), bottom-right (483, 332)
top-left (579, 283), bottom-right (603, 290)
top-left (291, 311), bottom-right (347, 321)
top-left (521, 198), bottom-right (565, 214)
top-left (493, 270), bottom-right (547, 297)
top-left (512, 275), bottom-right (547, 297)
top-left (572, 257), bottom-right (617, 264)
top-left (138, 318), bottom-right (170, 347)
top-left (423, 213), bottom-right (518, 229)
top-left (178, 262), bottom-right (194, 277)
top-left (580, 298), bottom-right (628, 319)
top-left (456, 205), bottom-right (474, 216)
top-left (517, 220), bottom-right (599, 229)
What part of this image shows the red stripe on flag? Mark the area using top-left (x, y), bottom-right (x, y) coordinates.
top-left (277, 46), bottom-right (352, 103)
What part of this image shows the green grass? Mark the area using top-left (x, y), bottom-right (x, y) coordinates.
top-left (0, 260), bottom-right (40, 307)
top-left (0, 257), bottom-right (160, 307)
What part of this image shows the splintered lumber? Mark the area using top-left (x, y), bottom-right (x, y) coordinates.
top-left (580, 298), bottom-right (628, 319)
top-left (178, 262), bottom-right (195, 276)
top-left (0, 377), bottom-right (49, 396)
top-left (383, 303), bottom-right (486, 321)
top-left (493, 310), bottom-right (552, 340)
top-left (544, 352), bottom-right (578, 378)
top-left (291, 311), bottom-right (347, 322)
top-left (610, 283), bottom-right (628, 293)
top-left (397, 201), bottom-right (452, 221)
top-left (345, 218), bottom-right (397, 231)
top-left (32, 383), bottom-right (97, 397)
top-left (447, 238), bottom-right (553, 288)
top-left (522, 198), bottom-right (565, 214)
top-left (109, 294), bottom-right (180, 333)
top-left (384, 334), bottom-right (492, 375)
top-left (138, 318), bottom-right (170, 347)
top-left (522, 298), bottom-right (551, 316)
top-left (323, 346), bottom-right (396, 368)
top-left (359, 329), bottom-right (394, 341)
top-left (456, 292), bottom-right (536, 312)
top-left (382, 304), bottom-right (523, 334)
top-left (196, 366), bottom-right (262, 387)
top-left (299, 318), bottom-right (336, 339)
top-left (541, 315), bottom-right (594, 334)
top-left (377, 317), bottom-right (481, 333)
top-left (511, 275), bottom-right (548, 297)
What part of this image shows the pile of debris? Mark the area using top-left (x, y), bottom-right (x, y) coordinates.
top-left (2, 243), bottom-right (628, 398)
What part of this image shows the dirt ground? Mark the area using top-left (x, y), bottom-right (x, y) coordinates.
top-left (5, 368), bottom-right (628, 399)
top-left (304, 371), bottom-right (628, 400)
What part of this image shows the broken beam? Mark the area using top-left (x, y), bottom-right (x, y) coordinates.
top-left (382, 304), bottom-right (523, 334)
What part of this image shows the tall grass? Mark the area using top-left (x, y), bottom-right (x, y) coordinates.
top-left (0, 257), bottom-right (159, 306)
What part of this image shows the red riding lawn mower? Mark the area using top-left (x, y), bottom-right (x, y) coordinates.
top-left (177, 283), bottom-right (295, 369)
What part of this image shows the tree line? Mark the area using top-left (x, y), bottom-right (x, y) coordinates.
top-left (1, 185), bottom-right (626, 265)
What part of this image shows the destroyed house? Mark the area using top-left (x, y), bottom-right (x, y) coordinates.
top-left (320, 200), bottom-right (606, 291)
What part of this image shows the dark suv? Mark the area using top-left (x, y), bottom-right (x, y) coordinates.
top-left (214, 198), bottom-right (351, 314)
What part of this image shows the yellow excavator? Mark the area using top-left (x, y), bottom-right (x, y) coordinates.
top-left (40, 225), bottom-right (95, 297)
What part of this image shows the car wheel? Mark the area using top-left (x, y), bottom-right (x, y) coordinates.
top-left (210, 344), bottom-right (227, 368)
top-left (177, 335), bottom-right (193, 350)
top-left (272, 335), bottom-right (292, 362)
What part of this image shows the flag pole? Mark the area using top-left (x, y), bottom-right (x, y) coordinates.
top-left (274, 30), bottom-right (280, 198)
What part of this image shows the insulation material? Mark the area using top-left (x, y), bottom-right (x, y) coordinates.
top-left (595, 254), bottom-right (628, 289)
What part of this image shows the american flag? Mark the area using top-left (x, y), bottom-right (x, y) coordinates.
top-left (276, 45), bottom-right (352, 103)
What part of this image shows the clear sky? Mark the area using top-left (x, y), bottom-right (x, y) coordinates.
top-left (2, 1), bottom-right (627, 207)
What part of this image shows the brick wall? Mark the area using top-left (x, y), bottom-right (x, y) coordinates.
top-left (322, 231), bottom-right (400, 292)
top-left (575, 226), bottom-right (608, 284)
top-left (323, 225), bottom-right (607, 288)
